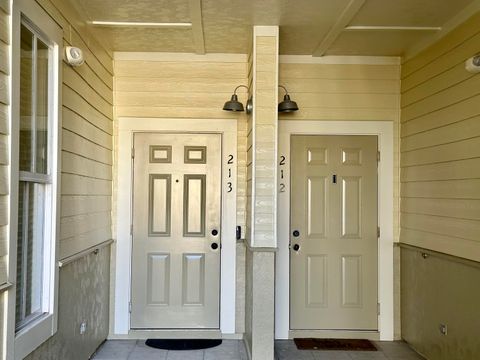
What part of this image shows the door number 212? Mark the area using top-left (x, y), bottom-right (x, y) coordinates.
top-left (279, 155), bottom-right (286, 193)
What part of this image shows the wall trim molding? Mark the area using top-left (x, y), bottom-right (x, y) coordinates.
top-left (275, 120), bottom-right (395, 341)
top-left (398, 243), bottom-right (480, 269)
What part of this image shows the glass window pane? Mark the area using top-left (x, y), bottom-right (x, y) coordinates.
top-left (36, 39), bottom-right (49, 174)
top-left (15, 181), bottom-right (26, 323)
top-left (16, 182), bottom-right (45, 329)
top-left (19, 25), bottom-right (34, 172)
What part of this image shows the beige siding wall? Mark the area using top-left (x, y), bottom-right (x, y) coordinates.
top-left (0, 0), bottom-right (9, 287)
top-left (400, 11), bottom-right (480, 262)
top-left (279, 63), bottom-right (401, 121)
top-left (2, 1), bottom-right (113, 358)
top-left (32, 0), bottom-right (114, 260)
top-left (250, 36), bottom-right (278, 248)
top-left (400, 12), bottom-right (480, 360)
top-left (0, 0), bottom-right (8, 358)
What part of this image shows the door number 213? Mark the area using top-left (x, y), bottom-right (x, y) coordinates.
top-left (227, 155), bottom-right (234, 193)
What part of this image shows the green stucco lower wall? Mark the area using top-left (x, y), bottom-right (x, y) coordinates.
top-left (401, 247), bottom-right (480, 360)
top-left (244, 248), bottom-right (275, 360)
top-left (25, 246), bottom-right (110, 360)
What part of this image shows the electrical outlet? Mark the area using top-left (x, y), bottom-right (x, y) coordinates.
top-left (80, 321), bottom-right (87, 335)
top-left (439, 324), bottom-right (448, 335)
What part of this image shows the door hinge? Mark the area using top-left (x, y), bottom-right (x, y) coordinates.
top-left (130, 224), bottom-right (133, 236)
top-left (377, 302), bottom-right (381, 315)
top-left (377, 227), bottom-right (380, 238)
top-left (131, 147), bottom-right (135, 159)
top-left (377, 151), bottom-right (380, 162)
top-left (129, 302), bottom-right (132, 313)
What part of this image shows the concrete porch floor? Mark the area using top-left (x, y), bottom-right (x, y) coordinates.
top-left (92, 339), bottom-right (425, 360)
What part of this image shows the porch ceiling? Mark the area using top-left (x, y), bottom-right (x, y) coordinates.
top-left (71, 0), bottom-right (476, 56)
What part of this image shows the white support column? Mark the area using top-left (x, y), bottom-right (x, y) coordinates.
top-left (244, 26), bottom-right (279, 360)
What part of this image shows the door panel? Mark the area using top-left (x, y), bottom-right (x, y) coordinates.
top-left (306, 255), bottom-right (328, 307)
top-left (131, 133), bottom-right (221, 329)
top-left (290, 135), bottom-right (378, 330)
top-left (149, 175), bottom-right (171, 236)
top-left (307, 177), bottom-right (327, 238)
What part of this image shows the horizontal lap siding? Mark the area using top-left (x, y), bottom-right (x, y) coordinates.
top-left (278, 63), bottom-right (400, 120)
top-left (0, 4), bottom-right (7, 358)
top-left (0, 2), bottom-right (8, 289)
top-left (401, 12), bottom-right (480, 262)
top-left (114, 60), bottom-right (248, 119)
top-left (37, 0), bottom-right (114, 260)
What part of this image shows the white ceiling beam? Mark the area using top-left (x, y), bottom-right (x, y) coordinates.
top-left (404, 0), bottom-right (480, 61)
top-left (313, 0), bottom-right (366, 57)
top-left (345, 26), bottom-right (442, 31)
top-left (188, 0), bottom-right (206, 55)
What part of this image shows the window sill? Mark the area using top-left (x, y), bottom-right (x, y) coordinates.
top-left (15, 313), bottom-right (56, 360)
top-left (0, 282), bottom-right (13, 292)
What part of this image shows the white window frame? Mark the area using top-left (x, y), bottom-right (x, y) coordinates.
top-left (6, 0), bottom-right (62, 359)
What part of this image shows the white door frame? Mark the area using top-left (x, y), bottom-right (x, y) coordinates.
top-left (114, 118), bottom-right (237, 335)
top-left (275, 120), bottom-right (394, 340)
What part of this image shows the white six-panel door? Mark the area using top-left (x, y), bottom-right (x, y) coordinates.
top-left (131, 133), bottom-right (221, 329)
top-left (290, 135), bottom-right (378, 330)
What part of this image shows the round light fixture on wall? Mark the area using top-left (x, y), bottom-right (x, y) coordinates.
top-left (65, 46), bottom-right (85, 67)
top-left (465, 55), bottom-right (480, 73)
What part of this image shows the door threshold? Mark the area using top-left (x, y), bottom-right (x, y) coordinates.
top-left (110, 329), bottom-right (223, 340)
top-left (288, 330), bottom-right (380, 340)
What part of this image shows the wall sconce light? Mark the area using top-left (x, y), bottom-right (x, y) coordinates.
top-left (223, 85), bottom-right (253, 114)
top-left (278, 85), bottom-right (299, 112)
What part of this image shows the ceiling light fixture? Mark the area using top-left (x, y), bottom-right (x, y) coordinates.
top-left (344, 26), bottom-right (441, 31)
top-left (90, 21), bottom-right (192, 28)
top-left (278, 85), bottom-right (299, 113)
top-left (223, 85), bottom-right (253, 114)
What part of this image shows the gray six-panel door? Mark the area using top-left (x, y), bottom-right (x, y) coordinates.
top-left (290, 135), bottom-right (378, 330)
top-left (131, 133), bottom-right (221, 329)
